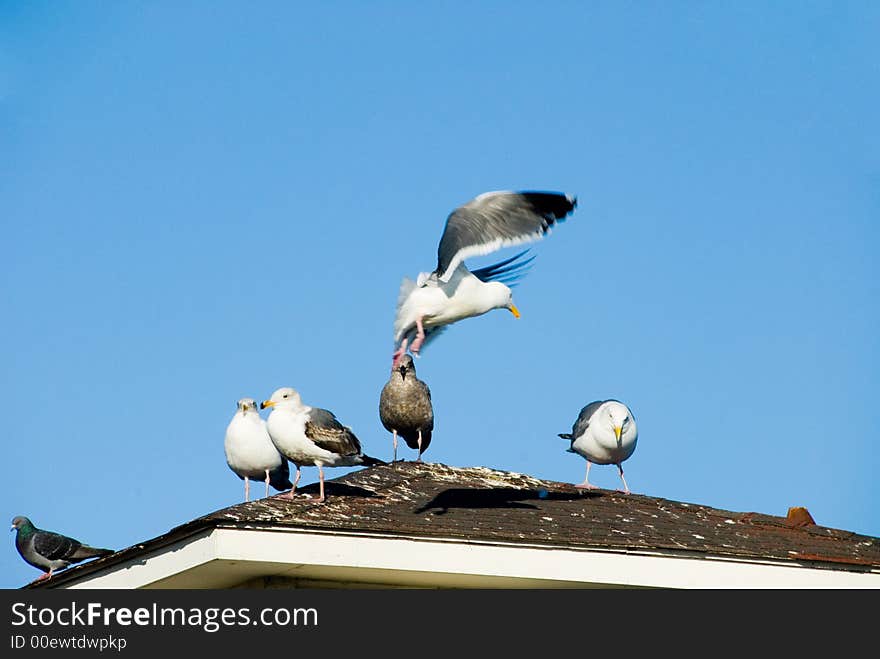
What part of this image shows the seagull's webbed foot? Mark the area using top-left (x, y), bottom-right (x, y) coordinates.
top-left (574, 482), bottom-right (600, 490)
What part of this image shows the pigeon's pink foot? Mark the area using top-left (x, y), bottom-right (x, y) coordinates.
top-left (36, 571), bottom-right (51, 582)
top-left (574, 482), bottom-right (600, 490)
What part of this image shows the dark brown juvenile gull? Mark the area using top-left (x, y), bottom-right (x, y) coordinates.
top-left (391, 190), bottom-right (577, 367)
top-left (379, 354), bottom-right (434, 461)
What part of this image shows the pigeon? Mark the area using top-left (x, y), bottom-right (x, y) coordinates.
top-left (558, 400), bottom-right (639, 494)
top-left (392, 190), bottom-right (577, 367)
top-left (261, 387), bottom-right (383, 502)
top-left (11, 516), bottom-right (113, 581)
top-left (379, 353), bottom-right (434, 461)
top-left (224, 397), bottom-right (292, 501)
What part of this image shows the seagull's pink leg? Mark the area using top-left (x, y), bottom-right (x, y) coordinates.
top-left (317, 466), bottom-right (326, 503)
top-left (264, 469), bottom-right (271, 498)
top-left (574, 462), bottom-right (600, 490)
top-left (616, 464), bottom-right (631, 495)
top-left (409, 317), bottom-right (426, 355)
top-left (286, 466), bottom-right (302, 500)
top-left (416, 430), bottom-right (423, 462)
top-left (244, 476), bottom-right (250, 502)
top-left (392, 430), bottom-right (399, 462)
top-left (392, 338), bottom-right (409, 368)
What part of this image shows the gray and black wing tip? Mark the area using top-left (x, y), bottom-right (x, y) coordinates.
top-left (558, 433), bottom-right (573, 440)
top-left (75, 545), bottom-right (114, 560)
top-left (271, 478), bottom-right (293, 491)
top-left (360, 454), bottom-right (386, 467)
top-left (516, 190), bottom-right (578, 219)
top-left (269, 466), bottom-right (293, 492)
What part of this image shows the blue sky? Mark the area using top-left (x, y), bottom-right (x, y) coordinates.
top-left (2, 2), bottom-right (878, 588)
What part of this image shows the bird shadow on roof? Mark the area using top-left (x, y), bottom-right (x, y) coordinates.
top-left (290, 482), bottom-right (382, 500)
top-left (414, 487), bottom-right (597, 515)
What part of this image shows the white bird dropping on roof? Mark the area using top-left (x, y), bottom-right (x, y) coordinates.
top-left (224, 398), bottom-right (292, 501)
top-left (558, 400), bottom-right (638, 494)
top-left (261, 387), bottom-right (383, 503)
top-left (391, 190), bottom-right (577, 367)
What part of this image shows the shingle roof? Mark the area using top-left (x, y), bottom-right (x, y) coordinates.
top-left (31, 461), bottom-right (880, 587)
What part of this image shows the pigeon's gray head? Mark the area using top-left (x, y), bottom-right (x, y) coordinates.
top-left (236, 398), bottom-right (259, 414)
top-left (10, 516), bottom-right (31, 531)
top-left (261, 387), bottom-right (302, 410)
top-left (395, 354), bottom-right (416, 379)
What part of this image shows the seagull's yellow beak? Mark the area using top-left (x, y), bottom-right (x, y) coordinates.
top-left (260, 400), bottom-right (275, 410)
top-left (613, 426), bottom-right (622, 442)
top-left (508, 303), bottom-right (521, 319)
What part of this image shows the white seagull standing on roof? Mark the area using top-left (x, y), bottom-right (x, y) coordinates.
top-left (391, 190), bottom-right (577, 367)
top-left (261, 387), bottom-right (383, 503)
top-left (224, 398), bottom-right (292, 502)
top-left (558, 400), bottom-right (639, 494)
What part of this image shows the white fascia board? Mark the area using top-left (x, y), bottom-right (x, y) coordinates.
top-left (63, 527), bottom-right (880, 589)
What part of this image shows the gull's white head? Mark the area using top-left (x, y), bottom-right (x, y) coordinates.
top-left (484, 281), bottom-right (521, 319)
top-left (236, 398), bottom-right (259, 415)
top-left (602, 401), bottom-right (637, 443)
top-left (260, 387), bottom-right (302, 411)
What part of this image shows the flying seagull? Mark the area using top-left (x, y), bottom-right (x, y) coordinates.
top-left (392, 190), bottom-right (577, 367)
top-left (558, 400), bottom-right (639, 494)
top-left (379, 353), bottom-right (434, 461)
top-left (224, 397), bottom-right (292, 501)
top-left (262, 387), bottom-right (383, 503)
top-left (11, 516), bottom-right (113, 581)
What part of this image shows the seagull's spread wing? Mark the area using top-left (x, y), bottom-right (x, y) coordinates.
top-left (435, 191), bottom-right (576, 282)
top-left (304, 408), bottom-right (363, 457)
